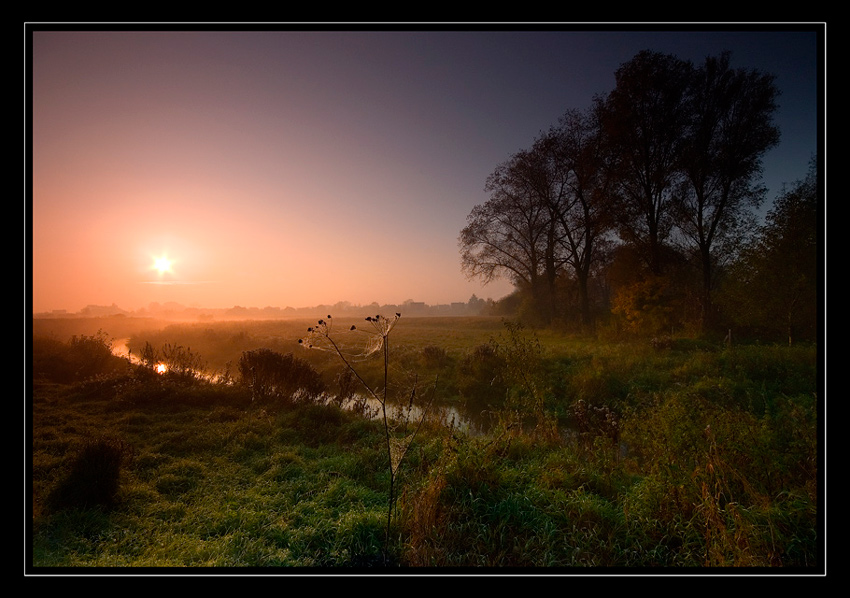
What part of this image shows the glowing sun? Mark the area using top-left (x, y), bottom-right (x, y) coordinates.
top-left (153, 256), bottom-right (173, 275)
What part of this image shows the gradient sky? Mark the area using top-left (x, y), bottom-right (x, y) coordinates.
top-left (29, 26), bottom-right (822, 314)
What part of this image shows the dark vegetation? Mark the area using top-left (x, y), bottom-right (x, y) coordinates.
top-left (46, 436), bottom-right (134, 512)
top-left (29, 317), bottom-right (819, 570)
top-left (462, 50), bottom-right (819, 346)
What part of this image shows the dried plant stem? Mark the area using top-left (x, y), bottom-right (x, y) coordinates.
top-left (300, 313), bottom-right (433, 563)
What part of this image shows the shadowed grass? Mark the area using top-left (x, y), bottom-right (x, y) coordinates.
top-left (30, 322), bottom-right (819, 570)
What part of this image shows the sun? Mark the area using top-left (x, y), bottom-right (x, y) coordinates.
top-left (153, 256), bottom-right (173, 275)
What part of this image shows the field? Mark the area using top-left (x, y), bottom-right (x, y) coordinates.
top-left (29, 315), bottom-right (821, 571)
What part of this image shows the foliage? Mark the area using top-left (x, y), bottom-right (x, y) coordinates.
top-left (597, 49), bottom-right (693, 275)
top-left (31, 318), bottom-right (820, 570)
top-left (610, 274), bottom-right (678, 335)
top-left (238, 348), bottom-right (326, 403)
top-left (717, 157), bottom-right (819, 344)
top-left (461, 49), bottom-right (787, 334)
top-left (46, 435), bottom-right (134, 512)
top-left (674, 51), bottom-right (780, 330)
top-left (620, 388), bottom-right (817, 566)
top-left (459, 107), bottom-right (614, 328)
top-left (32, 330), bottom-right (127, 383)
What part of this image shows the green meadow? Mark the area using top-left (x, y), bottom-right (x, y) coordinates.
top-left (30, 316), bottom-right (820, 570)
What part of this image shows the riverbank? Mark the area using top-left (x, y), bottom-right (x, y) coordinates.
top-left (30, 327), bottom-right (820, 570)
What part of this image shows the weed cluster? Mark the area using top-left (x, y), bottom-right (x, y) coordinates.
top-left (238, 348), bottom-right (325, 403)
top-left (46, 436), bottom-right (134, 512)
top-left (138, 341), bottom-right (206, 381)
top-left (32, 331), bottom-right (128, 383)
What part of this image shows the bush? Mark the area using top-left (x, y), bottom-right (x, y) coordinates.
top-left (46, 436), bottom-right (134, 511)
top-left (238, 348), bottom-right (326, 403)
top-left (421, 345), bottom-right (450, 368)
top-left (138, 341), bottom-right (206, 382)
top-left (32, 331), bottom-right (127, 383)
top-left (457, 342), bottom-right (507, 410)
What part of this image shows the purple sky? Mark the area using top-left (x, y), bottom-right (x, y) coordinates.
top-left (29, 25), bottom-right (822, 313)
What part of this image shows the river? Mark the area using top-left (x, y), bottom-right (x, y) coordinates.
top-left (111, 338), bottom-right (490, 435)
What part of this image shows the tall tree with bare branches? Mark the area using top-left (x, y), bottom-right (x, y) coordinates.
top-left (675, 51), bottom-right (781, 330)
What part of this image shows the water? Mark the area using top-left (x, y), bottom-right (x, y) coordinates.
top-left (335, 393), bottom-right (493, 436)
top-left (112, 338), bottom-right (137, 363)
top-left (111, 338), bottom-right (489, 434)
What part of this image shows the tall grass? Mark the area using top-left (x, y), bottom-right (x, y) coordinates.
top-left (30, 321), bottom-right (820, 570)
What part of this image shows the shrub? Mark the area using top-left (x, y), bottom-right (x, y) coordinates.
top-left (611, 275), bottom-right (678, 335)
top-left (421, 345), bottom-right (449, 368)
top-left (139, 341), bottom-right (206, 382)
top-left (46, 436), bottom-right (134, 511)
top-left (32, 331), bottom-right (127, 383)
top-left (457, 342), bottom-right (507, 410)
top-left (238, 348), bottom-right (326, 403)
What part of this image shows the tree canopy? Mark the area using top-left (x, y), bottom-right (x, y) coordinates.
top-left (717, 157), bottom-right (819, 344)
top-left (460, 48), bottom-right (805, 338)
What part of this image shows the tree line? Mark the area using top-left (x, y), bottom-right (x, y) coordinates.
top-left (460, 49), bottom-right (819, 343)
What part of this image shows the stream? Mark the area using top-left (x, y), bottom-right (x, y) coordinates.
top-left (112, 338), bottom-right (491, 435)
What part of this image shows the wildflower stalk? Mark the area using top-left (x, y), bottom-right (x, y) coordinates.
top-left (300, 312), bottom-right (425, 562)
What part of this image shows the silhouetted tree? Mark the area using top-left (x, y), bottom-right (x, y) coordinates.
top-left (547, 106), bottom-right (618, 329)
top-left (598, 50), bottom-right (692, 276)
top-left (675, 51), bottom-right (781, 331)
top-left (461, 112), bottom-right (617, 328)
top-left (459, 146), bottom-right (558, 323)
top-left (462, 48), bottom-right (788, 334)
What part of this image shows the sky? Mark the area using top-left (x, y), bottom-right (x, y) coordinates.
top-left (29, 25), bottom-right (822, 314)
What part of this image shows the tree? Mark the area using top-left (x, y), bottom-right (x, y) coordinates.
top-left (461, 113), bottom-right (616, 328)
top-left (463, 48), bottom-right (785, 333)
top-left (717, 157), bottom-right (819, 344)
top-left (599, 50), bottom-right (693, 276)
top-left (675, 51), bottom-right (780, 331)
top-left (547, 106), bottom-right (617, 329)
top-left (459, 146), bottom-right (559, 323)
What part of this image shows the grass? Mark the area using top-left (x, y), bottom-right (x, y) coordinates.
top-left (29, 317), bottom-right (821, 571)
